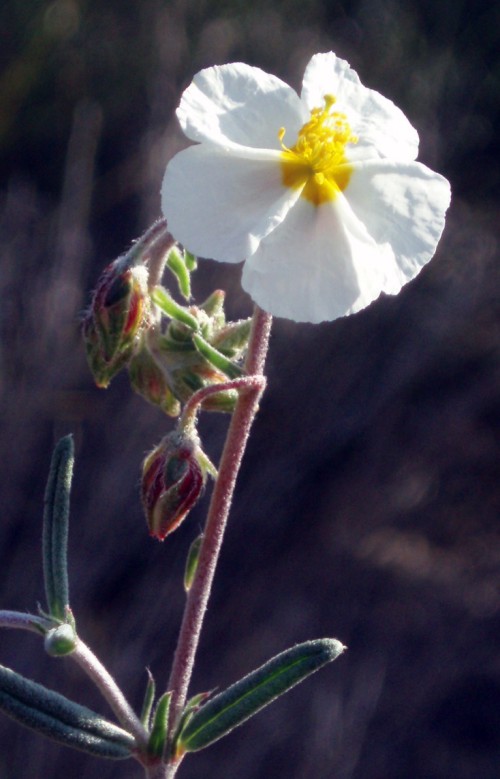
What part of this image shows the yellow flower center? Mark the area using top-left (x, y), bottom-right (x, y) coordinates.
top-left (279, 94), bottom-right (357, 205)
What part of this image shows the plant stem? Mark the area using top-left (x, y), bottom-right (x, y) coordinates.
top-left (179, 376), bottom-right (266, 434)
top-left (121, 217), bottom-right (175, 288)
top-left (145, 223), bottom-right (175, 289)
top-left (71, 638), bottom-right (148, 748)
top-left (0, 611), bottom-right (148, 750)
top-left (144, 763), bottom-right (170, 779)
top-left (0, 610), bottom-right (53, 634)
top-left (164, 306), bottom-right (272, 771)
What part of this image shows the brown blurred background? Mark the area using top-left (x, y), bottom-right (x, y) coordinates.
top-left (1, 1), bottom-right (499, 777)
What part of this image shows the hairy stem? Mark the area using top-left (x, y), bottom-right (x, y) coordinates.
top-left (0, 611), bottom-right (148, 748)
top-left (164, 306), bottom-right (272, 771)
top-left (0, 610), bottom-right (53, 634)
top-left (71, 638), bottom-right (148, 748)
top-left (121, 217), bottom-right (175, 288)
top-left (144, 763), bottom-right (169, 779)
top-left (145, 222), bottom-right (175, 289)
top-left (179, 375), bottom-right (266, 434)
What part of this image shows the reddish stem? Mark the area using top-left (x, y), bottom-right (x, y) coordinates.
top-left (163, 306), bottom-right (272, 771)
top-left (179, 375), bottom-right (266, 434)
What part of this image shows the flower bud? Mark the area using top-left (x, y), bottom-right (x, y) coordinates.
top-left (165, 354), bottom-right (238, 413)
top-left (83, 260), bottom-right (150, 388)
top-left (44, 624), bottom-right (77, 657)
top-left (149, 286), bottom-right (251, 413)
top-left (128, 342), bottom-right (181, 417)
top-left (141, 431), bottom-right (206, 541)
top-left (157, 318), bottom-right (251, 414)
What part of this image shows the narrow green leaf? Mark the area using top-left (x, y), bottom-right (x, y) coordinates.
top-left (184, 534), bottom-right (203, 592)
top-left (0, 664), bottom-right (135, 759)
top-left (173, 690), bottom-right (214, 747)
top-left (177, 638), bottom-right (345, 754)
top-left (147, 691), bottom-right (171, 759)
top-left (152, 287), bottom-right (199, 331)
top-left (166, 247), bottom-right (191, 300)
top-left (42, 436), bottom-right (74, 621)
top-left (140, 670), bottom-right (156, 729)
top-left (192, 334), bottom-right (245, 379)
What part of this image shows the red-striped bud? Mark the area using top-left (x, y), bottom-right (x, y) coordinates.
top-left (141, 431), bottom-right (206, 541)
top-left (83, 260), bottom-right (151, 388)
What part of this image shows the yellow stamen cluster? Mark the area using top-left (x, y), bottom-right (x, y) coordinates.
top-left (280, 94), bottom-right (358, 205)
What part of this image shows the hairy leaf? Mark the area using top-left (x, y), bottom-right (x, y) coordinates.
top-left (177, 638), bottom-right (345, 753)
top-left (42, 436), bottom-right (74, 621)
top-left (0, 664), bottom-right (135, 759)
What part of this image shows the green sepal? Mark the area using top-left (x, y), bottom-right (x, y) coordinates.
top-left (147, 691), bottom-right (171, 759)
top-left (183, 251), bottom-right (197, 272)
top-left (166, 248), bottom-right (191, 301)
top-left (195, 449), bottom-right (218, 480)
top-left (199, 290), bottom-right (226, 326)
top-left (128, 343), bottom-right (181, 417)
top-left (192, 334), bottom-right (245, 379)
top-left (140, 670), bottom-right (156, 729)
top-left (152, 287), bottom-right (199, 331)
top-left (183, 691), bottom-right (213, 715)
top-left (211, 319), bottom-right (252, 357)
top-left (64, 605), bottom-right (77, 632)
top-left (42, 436), bottom-right (74, 621)
top-left (0, 664), bottom-right (135, 759)
top-left (176, 638), bottom-right (345, 754)
top-left (184, 534), bottom-right (203, 592)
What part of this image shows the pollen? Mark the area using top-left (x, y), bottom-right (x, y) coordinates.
top-left (280, 94), bottom-right (358, 205)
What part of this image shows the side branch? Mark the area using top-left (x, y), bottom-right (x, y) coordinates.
top-left (71, 638), bottom-right (148, 748)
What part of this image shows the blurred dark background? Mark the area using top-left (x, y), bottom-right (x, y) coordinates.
top-left (1, 1), bottom-right (499, 777)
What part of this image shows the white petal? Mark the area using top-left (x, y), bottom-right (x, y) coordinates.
top-left (161, 144), bottom-right (300, 262)
top-left (241, 196), bottom-right (394, 323)
top-left (345, 160), bottom-right (451, 280)
top-left (177, 63), bottom-right (306, 149)
top-left (301, 52), bottom-right (419, 162)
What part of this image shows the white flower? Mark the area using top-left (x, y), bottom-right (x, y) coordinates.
top-left (161, 52), bottom-right (451, 323)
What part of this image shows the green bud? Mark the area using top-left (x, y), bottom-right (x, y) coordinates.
top-left (44, 624), bottom-right (77, 657)
top-left (146, 288), bottom-right (251, 413)
top-left (211, 318), bottom-right (253, 357)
